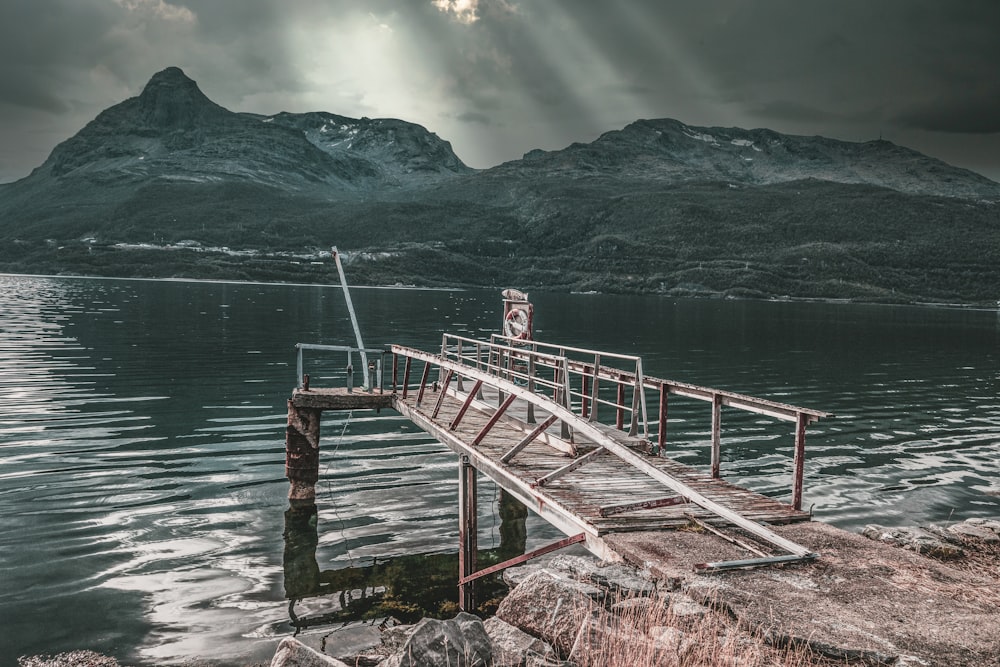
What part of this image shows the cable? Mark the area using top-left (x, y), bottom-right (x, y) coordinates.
top-left (323, 410), bottom-right (355, 566)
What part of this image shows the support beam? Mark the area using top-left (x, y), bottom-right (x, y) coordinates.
top-left (459, 533), bottom-right (586, 585)
top-left (536, 447), bottom-right (606, 487)
top-left (401, 357), bottom-right (412, 399)
top-left (415, 361), bottom-right (431, 407)
top-left (450, 380), bottom-right (484, 431)
top-left (431, 369), bottom-right (454, 418)
top-left (471, 393), bottom-right (517, 446)
top-left (458, 455), bottom-right (478, 611)
top-left (500, 414), bottom-right (559, 463)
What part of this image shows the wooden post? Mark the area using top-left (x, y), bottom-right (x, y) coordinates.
top-left (285, 401), bottom-right (321, 508)
top-left (458, 455), bottom-right (478, 611)
top-left (711, 394), bottom-right (722, 478)
top-left (657, 383), bottom-right (668, 456)
top-left (792, 412), bottom-right (808, 510)
top-left (580, 365), bottom-right (591, 418)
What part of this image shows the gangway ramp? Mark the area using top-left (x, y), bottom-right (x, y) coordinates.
top-left (384, 336), bottom-right (827, 605)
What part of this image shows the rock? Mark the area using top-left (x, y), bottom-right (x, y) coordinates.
top-left (861, 524), bottom-right (964, 559)
top-left (484, 616), bottom-right (558, 667)
top-left (588, 563), bottom-right (657, 598)
top-left (668, 595), bottom-right (709, 628)
top-left (503, 563), bottom-right (549, 588)
top-left (380, 612), bottom-right (491, 667)
top-left (496, 569), bottom-right (605, 656)
top-left (947, 521), bottom-right (1000, 543)
top-left (18, 652), bottom-right (120, 667)
top-left (649, 625), bottom-right (687, 654)
top-left (270, 638), bottom-right (351, 667)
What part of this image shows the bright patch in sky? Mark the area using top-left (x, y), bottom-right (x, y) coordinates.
top-left (432, 0), bottom-right (480, 24)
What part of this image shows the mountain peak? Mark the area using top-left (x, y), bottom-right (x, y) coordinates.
top-left (135, 66), bottom-right (228, 129)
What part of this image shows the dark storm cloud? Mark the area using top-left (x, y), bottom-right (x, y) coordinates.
top-left (0, 0), bottom-right (998, 181)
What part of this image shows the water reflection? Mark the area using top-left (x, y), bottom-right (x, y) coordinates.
top-left (282, 491), bottom-right (528, 628)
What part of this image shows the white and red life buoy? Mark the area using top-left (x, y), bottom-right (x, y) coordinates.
top-left (504, 307), bottom-right (530, 339)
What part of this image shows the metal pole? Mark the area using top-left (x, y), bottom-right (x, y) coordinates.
top-left (331, 247), bottom-right (369, 390)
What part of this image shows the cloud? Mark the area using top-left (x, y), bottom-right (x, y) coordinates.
top-left (432, 0), bottom-right (481, 24)
top-left (114, 0), bottom-right (196, 24)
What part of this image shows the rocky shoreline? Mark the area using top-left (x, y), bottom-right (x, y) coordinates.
top-left (19, 518), bottom-right (1000, 667)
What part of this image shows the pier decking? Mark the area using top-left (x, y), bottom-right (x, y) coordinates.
top-left (286, 330), bottom-right (831, 609)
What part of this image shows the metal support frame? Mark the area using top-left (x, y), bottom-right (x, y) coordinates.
top-left (459, 533), bottom-right (587, 585)
top-left (331, 246), bottom-right (369, 390)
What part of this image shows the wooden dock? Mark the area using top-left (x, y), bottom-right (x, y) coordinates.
top-left (286, 330), bottom-right (830, 610)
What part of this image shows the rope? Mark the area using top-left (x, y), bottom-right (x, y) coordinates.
top-left (323, 410), bottom-right (355, 566)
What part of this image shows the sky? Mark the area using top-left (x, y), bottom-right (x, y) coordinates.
top-left (1, 0), bottom-right (999, 184)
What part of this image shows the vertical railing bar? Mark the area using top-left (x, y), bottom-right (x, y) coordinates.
top-left (711, 393), bottom-right (722, 478)
top-left (793, 412), bottom-right (808, 511)
top-left (296, 344), bottom-right (304, 389)
top-left (401, 356), bottom-right (412, 399)
top-left (415, 361), bottom-right (432, 407)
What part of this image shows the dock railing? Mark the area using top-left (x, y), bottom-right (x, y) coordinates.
top-left (395, 334), bottom-right (830, 511)
top-left (295, 343), bottom-right (387, 393)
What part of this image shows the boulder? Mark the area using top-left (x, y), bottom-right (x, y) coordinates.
top-left (947, 521), bottom-right (1000, 543)
top-left (861, 524), bottom-right (964, 559)
top-left (484, 616), bottom-right (558, 667)
top-left (496, 569), bottom-right (606, 656)
top-left (380, 612), bottom-right (491, 667)
top-left (270, 638), bottom-right (351, 667)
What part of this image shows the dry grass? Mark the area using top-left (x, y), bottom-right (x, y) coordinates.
top-left (569, 592), bottom-right (847, 667)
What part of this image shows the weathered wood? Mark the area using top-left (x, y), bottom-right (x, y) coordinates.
top-left (285, 401), bottom-right (321, 504)
top-left (657, 383), bottom-right (668, 454)
top-left (291, 388), bottom-right (392, 411)
top-left (599, 495), bottom-right (687, 517)
top-left (459, 533), bottom-right (586, 585)
top-left (390, 345), bottom-right (816, 558)
top-left (401, 356), bottom-right (412, 399)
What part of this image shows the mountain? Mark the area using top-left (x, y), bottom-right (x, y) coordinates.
top-left (502, 118), bottom-right (1000, 199)
top-left (1, 67), bottom-right (999, 305)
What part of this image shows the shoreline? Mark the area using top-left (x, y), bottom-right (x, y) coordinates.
top-left (2, 271), bottom-right (997, 312)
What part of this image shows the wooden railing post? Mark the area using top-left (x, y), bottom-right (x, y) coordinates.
top-left (792, 412), bottom-right (808, 510)
top-left (656, 383), bottom-right (668, 456)
top-left (711, 394), bottom-right (722, 478)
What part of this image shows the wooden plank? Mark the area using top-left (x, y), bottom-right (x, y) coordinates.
top-left (599, 495), bottom-right (688, 517)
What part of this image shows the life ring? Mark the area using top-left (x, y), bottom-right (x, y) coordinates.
top-left (504, 308), bottom-right (530, 339)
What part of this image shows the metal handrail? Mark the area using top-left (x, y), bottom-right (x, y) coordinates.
top-left (295, 343), bottom-right (386, 393)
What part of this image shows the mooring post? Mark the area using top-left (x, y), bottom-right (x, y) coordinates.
top-left (458, 454), bottom-right (478, 611)
top-left (285, 400), bottom-right (321, 508)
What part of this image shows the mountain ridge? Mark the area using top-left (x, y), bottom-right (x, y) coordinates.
top-left (1, 66), bottom-right (998, 305)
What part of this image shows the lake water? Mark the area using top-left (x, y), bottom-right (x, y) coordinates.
top-left (1, 275), bottom-right (998, 665)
